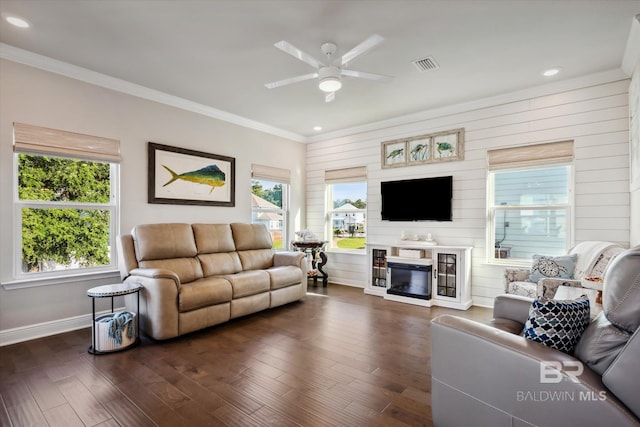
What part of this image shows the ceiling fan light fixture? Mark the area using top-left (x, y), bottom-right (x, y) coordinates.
top-left (319, 76), bottom-right (342, 92)
top-left (318, 66), bottom-right (342, 92)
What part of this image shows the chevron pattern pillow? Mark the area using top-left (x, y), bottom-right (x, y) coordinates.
top-left (523, 295), bottom-right (590, 354)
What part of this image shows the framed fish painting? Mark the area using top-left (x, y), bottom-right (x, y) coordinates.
top-left (148, 142), bottom-right (235, 206)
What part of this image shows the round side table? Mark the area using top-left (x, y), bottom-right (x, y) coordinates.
top-left (87, 282), bottom-right (142, 354)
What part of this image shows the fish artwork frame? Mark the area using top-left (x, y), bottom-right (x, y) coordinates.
top-left (148, 142), bottom-right (235, 206)
top-left (380, 128), bottom-right (464, 169)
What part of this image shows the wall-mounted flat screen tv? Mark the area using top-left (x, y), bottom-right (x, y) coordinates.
top-left (381, 176), bottom-right (453, 221)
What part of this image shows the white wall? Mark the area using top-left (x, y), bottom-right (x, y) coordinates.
top-left (630, 60), bottom-right (640, 246)
top-left (306, 77), bottom-right (631, 307)
top-left (0, 59), bottom-right (306, 342)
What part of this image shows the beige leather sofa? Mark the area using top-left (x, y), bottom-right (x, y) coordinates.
top-left (118, 223), bottom-right (307, 340)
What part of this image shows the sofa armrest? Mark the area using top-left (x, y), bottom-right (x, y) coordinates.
top-left (431, 315), bottom-right (639, 426)
top-left (493, 294), bottom-right (533, 324)
top-left (124, 268), bottom-right (181, 340)
top-left (504, 268), bottom-right (531, 292)
top-left (537, 277), bottom-right (583, 298)
top-left (274, 251), bottom-right (306, 271)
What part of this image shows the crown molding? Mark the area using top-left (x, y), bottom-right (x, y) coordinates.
top-left (1, 43), bottom-right (630, 145)
top-left (0, 43), bottom-right (306, 143)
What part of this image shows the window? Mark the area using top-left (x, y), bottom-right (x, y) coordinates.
top-left (13, 123), bottom-right (120, 278)
top-left (251, 164), bottom-right (290, 250)
top-left (487, 141), bottom-right (573, 264)
top-left (325, 167), bottom-right (367, 251)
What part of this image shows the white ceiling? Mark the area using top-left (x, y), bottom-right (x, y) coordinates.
top-left (1, 0), bottom-right (639, 141)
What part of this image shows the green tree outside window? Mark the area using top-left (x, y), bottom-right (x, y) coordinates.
top-left (18, 154), bottom-right (113, 273)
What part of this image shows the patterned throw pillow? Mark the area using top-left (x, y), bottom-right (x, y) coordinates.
top-left (523, 295), bottom-right (590, 354)
top-left (529, 254), bottom-right (577, 283)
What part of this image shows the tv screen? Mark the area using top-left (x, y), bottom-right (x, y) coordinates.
top-left (381, 176), bottom-right (452, 221)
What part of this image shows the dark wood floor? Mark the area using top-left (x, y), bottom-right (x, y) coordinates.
top-left (0, 285), bottom-right (492, 427)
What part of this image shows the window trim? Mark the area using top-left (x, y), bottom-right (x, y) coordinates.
top-left (486, 162), bottom-right (574, 266)
top-left (13, 155), bottom-right (120, 281)
top-left (326, 181), bottom-right (367, 254)
top-left (250, 175), bottom-right (289, 251)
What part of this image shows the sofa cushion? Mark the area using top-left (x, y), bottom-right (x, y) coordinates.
top-left (522, 295), bottom-right (590, 354)
top-left (237, 248), bottom-right (275, 271)
top-left (602, 246), bottom-right (640, 333)
top-left (178, 276), bottom-right (232, 312)
top-left (198, 252), bottom-right (242, 276)
top-left (267, 265), bottom-right (302, 290)
top-left (529, 254), bottom-right (577, 283)
top-left (139, 258), bottom-right (203, 284)
top-left (231, 223), bottom-right (273, 251)
top-left (574, 312), bottom-right (631, 375)
top-left (132, 223), bottom-right (197, 260)
top-left (192, 224), bottom-right (236, 254)
top-left (224, 270), bottom-right (270, 298)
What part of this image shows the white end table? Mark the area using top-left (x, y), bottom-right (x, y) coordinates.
top-left (87, 282), bottom-right (142, 354)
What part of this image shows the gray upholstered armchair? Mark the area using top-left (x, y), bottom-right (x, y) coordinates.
top-left (431, 245), bottom-right (640, 427)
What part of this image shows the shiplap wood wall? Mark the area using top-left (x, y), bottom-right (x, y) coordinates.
top-left (305, 79), bottom-right (631, 307)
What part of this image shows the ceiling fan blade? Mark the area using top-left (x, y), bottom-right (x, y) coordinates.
top-left (274, 40), bottom-right (326, 69)
top-left (340, 34), bottom-right (384, 66)
top-left (341, 69), bottom-right (394, 83)
top-left (325, 91), bottom-right (335, 103)
top-left (264, 73), bottom-right (319, 89)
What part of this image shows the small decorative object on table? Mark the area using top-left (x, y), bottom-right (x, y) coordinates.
top-left (291, 240), bottom-right (329, 287)
top-left (87, 282), bottom-right (142, 354)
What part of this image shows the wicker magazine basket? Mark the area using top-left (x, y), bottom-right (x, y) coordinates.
top-left (92, 312), bottom-right (136, 352)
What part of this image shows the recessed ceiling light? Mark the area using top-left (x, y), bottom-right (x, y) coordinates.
top-left (313, 126), bottom-right (323, 132)
top-left (5, 15), bottom-right (30, 28)
top-left (543, 68), bottom-right (560, 77)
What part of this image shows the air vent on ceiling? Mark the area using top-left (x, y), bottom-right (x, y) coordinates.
top-left (412, 56), bottom-right (439, 72)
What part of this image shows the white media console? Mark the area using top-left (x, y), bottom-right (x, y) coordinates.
top-left (366, 242), bottom-right (472, 310)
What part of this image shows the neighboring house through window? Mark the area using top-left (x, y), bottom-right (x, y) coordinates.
top-left (13, 123), bottom-right (120, 279)
top-left (325, 166), bottom-right (367, 251)
top-left (251, 164), bottom-right (290, 250)
top-left (487, 140), bottom-right (574, 264)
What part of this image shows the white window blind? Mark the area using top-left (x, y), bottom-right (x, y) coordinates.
top-left (324, 166), bottom-right (367, 183)
top-left (13, 122), bottom-right (121, 163)
top-left (251, 164), bottom-right (291, 184)
top-left (487, 140), bottom-right (573, 171)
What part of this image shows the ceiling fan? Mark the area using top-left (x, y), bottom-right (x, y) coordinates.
top-left (264, 34), bottom-right (394, 102)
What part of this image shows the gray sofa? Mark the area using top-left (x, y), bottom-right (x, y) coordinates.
top-left (118, 222), bottom-right (307, 340)
top-left (431, 245), bottom-right (640, 427)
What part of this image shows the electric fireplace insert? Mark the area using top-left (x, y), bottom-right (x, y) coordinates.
top-left (387, 261), bottom-right (432, 300)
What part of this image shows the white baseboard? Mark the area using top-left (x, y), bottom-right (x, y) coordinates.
top-left (0, 306), bottom-right (125, 347)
